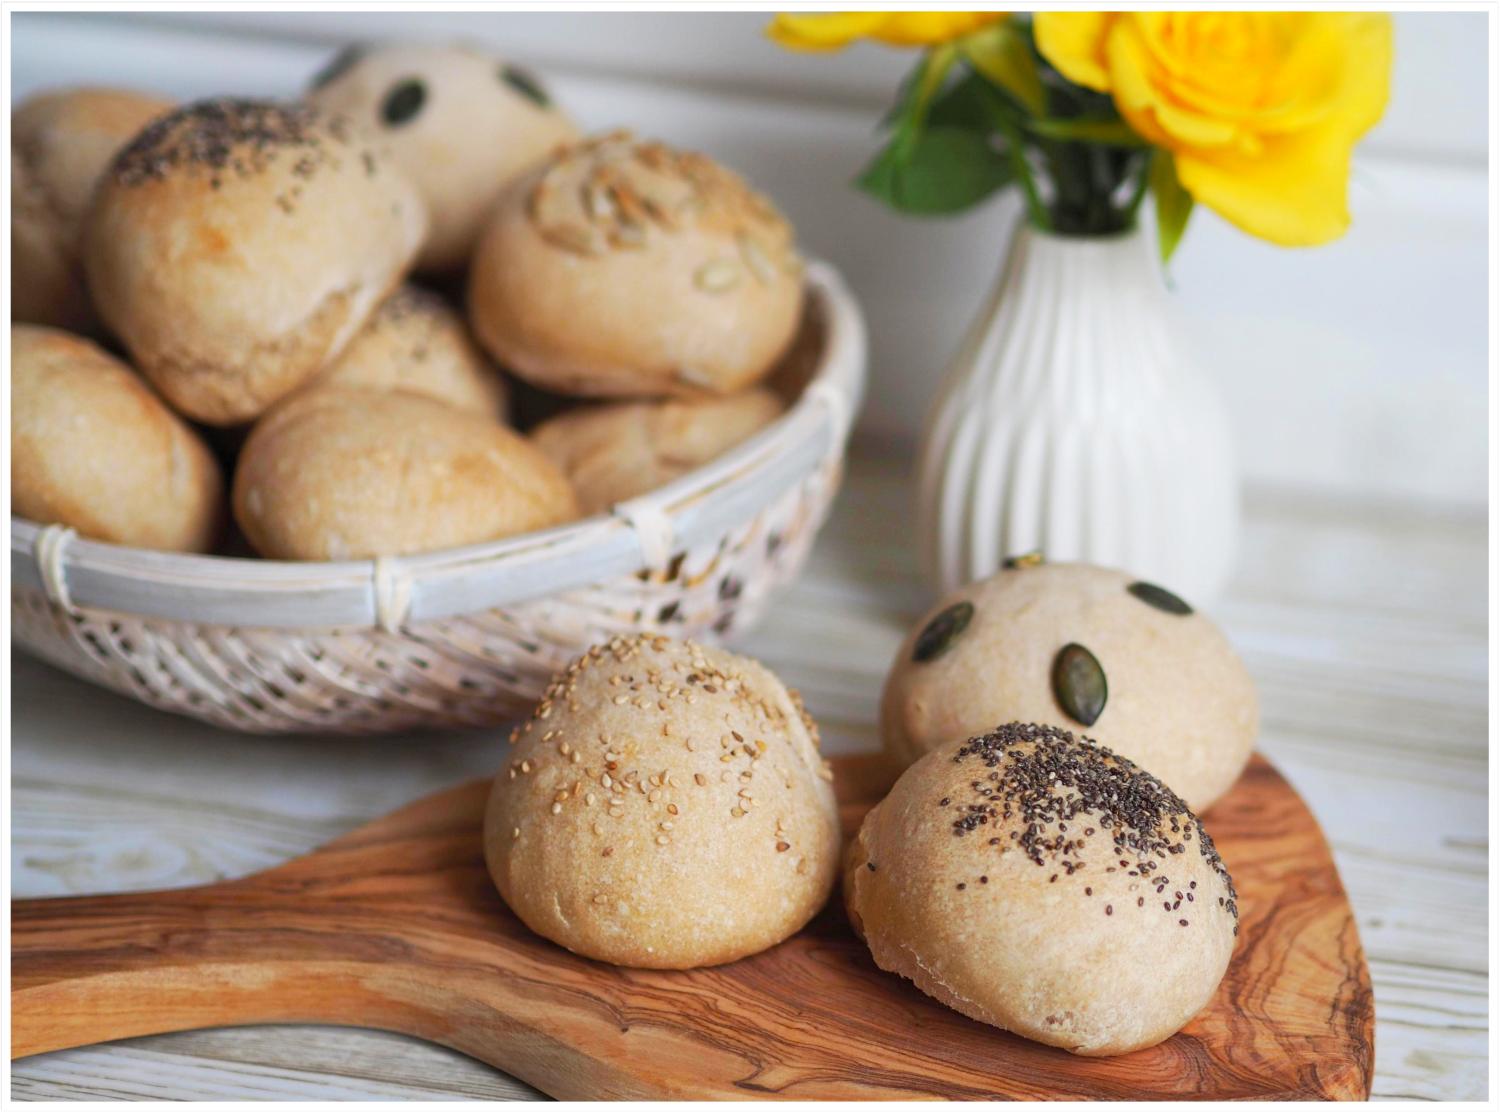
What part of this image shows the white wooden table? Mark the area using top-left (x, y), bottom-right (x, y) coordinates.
top-left (10, 452), bottom-right (1488, 1101)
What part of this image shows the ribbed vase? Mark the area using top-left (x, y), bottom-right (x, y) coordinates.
top-left (917, 223), bottom-right (1238, 604)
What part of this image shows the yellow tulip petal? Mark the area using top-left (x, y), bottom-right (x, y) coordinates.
top-left (1176, 127), bottom-right (1356, 246)
top-left (766, 12), bottom-right (891, 52)
top-left (1034, 11), bottom-right (1115, 91)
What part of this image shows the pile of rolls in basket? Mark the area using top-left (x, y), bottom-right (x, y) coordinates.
top-left (10, 43), bottom-right (867, 733)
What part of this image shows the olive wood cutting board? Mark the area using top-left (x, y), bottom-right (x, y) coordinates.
top-left (12, 752), bottom-right (1372, 1099)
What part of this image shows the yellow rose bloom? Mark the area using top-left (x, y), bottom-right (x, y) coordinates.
top-left (769, 11), bottom-right (1006, 51)
top-left (1035, 11), bottom-right (1393, 246)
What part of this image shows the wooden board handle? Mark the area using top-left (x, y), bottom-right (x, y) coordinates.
top-left (14, 884), bottom-right (315, 1056)
top-left (11, 783), bottom-right (533, 1066)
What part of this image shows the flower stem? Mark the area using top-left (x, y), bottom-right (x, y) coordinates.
top-left (976, 84), bottom-right (1050, 231)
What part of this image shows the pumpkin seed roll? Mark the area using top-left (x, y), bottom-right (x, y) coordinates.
top-left (881, 560), bottom-right (1258, 812)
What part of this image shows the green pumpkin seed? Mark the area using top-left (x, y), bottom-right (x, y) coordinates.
top-left (1002, 550), bottom-right (1044, 569)
top-left (1127, 581), bottom-right (1193, 616)
top-left (913, 601), bottom-right (974, 663)
top-left (311, 45), bottom-right (366, 90)
top-left (500, 64), bottom-right (551, 108)
top-left (1052, 643), bottom-right (1107, 727)
top-left (381, 79), bottom-right (426, 126)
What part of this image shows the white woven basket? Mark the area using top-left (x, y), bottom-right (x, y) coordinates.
top-left (11, 262), bottom-right (866, 734)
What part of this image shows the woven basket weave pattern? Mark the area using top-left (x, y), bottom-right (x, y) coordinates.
top-left (10, 267), bottom-right (861, 735)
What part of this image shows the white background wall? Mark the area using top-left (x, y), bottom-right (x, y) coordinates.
top-left (10, 10), bottom-right (1490, 508)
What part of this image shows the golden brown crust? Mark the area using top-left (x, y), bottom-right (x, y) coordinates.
top-left (482, 634), bottom-right (840, 968)
top-left (846, 723), bottom-right (1238, 1056)
top-left (468, 131), bottom-right (804, 399)
top-left (232, 387), bottom-right (576, 560)
top-left (301, 285), bottom-right (508, 419)
top-left (11, 87), bottom-right (175, 332)
top-left (10, 325), bottom-right (223, 552)
top-left (84, 98), bottom-right (426, 425)
top-left (881, 562), bottom-right (1258, 812)
top-left (529, 389), bottom-right (783, 514)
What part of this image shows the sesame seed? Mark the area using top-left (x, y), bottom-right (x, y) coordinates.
top-left (551, 803), bottom-right (562, 815)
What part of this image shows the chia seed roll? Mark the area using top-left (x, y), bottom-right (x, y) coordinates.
top-left (84, 98), bottom-right (426, 426)
top-left (845, 722), bottom-right (1238, 1056)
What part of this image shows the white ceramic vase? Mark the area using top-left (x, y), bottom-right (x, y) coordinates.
top-left (918, 223), bottom-right (1238, 604)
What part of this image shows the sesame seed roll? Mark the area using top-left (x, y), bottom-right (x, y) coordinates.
top-left (484, 634), bottom-right (840, 968)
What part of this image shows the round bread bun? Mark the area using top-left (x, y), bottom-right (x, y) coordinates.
top-left (881, 560), bottom-right (1257, 813)
top-left (468, 130), bottom-right (804, 400)
top-left (233, 387), bottom-right (577, 560)
top-left (530, 388), bottom-right (783, 515)
top-left (11, 325), bottom-right (223, 552)
top-left (84, 98), bottom-right (427, 426)
top-left (846, 721), bottom-right (1239, 1056)
top-left (11, 86), bottom-right (174, 333)
top-left (303, 285), bottom-right (508, 419)
top-left (483, 634), bottom-right (840, 969)
top-left (308, 43), bottom-right (579, 274)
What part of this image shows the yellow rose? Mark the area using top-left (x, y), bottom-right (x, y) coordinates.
top-left (1035, 11), bottom-right (1393, 246)
top-left (768, 11), bottom-right (1005, 51)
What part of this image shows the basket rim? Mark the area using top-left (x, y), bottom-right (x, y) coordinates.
top-left (10, 260), bottom-right (868, 629)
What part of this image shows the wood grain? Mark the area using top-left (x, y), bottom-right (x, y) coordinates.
top-left (12, 752), bottom-right (1372, 1100)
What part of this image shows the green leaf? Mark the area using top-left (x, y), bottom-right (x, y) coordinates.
top-left (1024, 116), bottom-right (1145, 146)
top-left (925, 71), bottom-right (996, 133)
top-left (959, 21), bottom-right (1044, 114)
top-left (857, 126), bottom-right (1011, 216)
top-left (877, 45), bottom-right (957, 136)
top-left (1151, 150), bottom-right (1194, 263)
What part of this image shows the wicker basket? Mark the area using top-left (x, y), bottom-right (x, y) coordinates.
top-left (10, 262), bottom-right (866, 734)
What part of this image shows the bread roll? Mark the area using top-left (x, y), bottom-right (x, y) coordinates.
top-left (530, 389), bottom-right (782, 514)
top-left (84, 98), bottom-right (426, 426)
top-left (483, 634), bottom-right (840, 968)
top-left (881, 560), bottom-right (1257, 812)
top-left (846, 722), bottom-right (1238, 1056)
top-left (308, 43), bottom-right (579, 274)
top-left (11, 325), bottom-right (222, 552)
top-left (233, 387), bottom-right (576, 560)
top-left (304, 285), bottom-right (508, 419)
top-left (11, 87), bottom-right (174, 332)
top-left (469, 131), bottom-right (804, 399)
